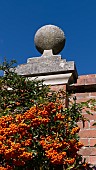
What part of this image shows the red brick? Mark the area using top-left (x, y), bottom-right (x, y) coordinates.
top-left (90, 92), bottom-right (96, 97)
top-left (80, 138), bottom-right (89, 146)
top-left (78, 74), bottom-right (96, 80)
top-left (77, 78), bottom-right (85, 85)
top-left (90, 139), bottom-right (96, 146)
top-left (90, 147), bottom-right (96, 155)
top-left (77, 121), bottom-right (89, 129)
top-left (76, 98), bottom-right (89, 103)
top-left (78, 75), bottom-right (87, 79)
top-left (85, 78), bottom-right (96, 85)
top-left (83, 113), bottom-right (96, 121)
top-left (89, 156), bottom-right (96, 164)
top-left (82, 108), bottom-right (93, 114)
top-left (51, 84), bottom-right (66, 91)
top-left (79, 130), bottom-right (96, 138)
top-left (90, 120), bottom-right (96, 129)
top-left (79, 147), bottom-right (96, 156)
top-left (82, 156), bottom-right (90, 163)
top-left (85, 74), bottom-right (96, 78)
top-left (76, 92), bottom-right (89, 98)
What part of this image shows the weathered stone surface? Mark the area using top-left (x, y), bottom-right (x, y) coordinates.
top-left (15, 50), bottom-right (78, 83)
top-left (34, 25), bottom-right (66, 54)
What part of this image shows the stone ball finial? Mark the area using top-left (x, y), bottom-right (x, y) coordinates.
top-left (34, 24), bottom-right (66, 55)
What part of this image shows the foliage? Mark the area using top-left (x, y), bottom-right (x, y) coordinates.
top-left (0, 58), bottom-right (52, 116)
top-left (0, 59), bottom-right (95, 170)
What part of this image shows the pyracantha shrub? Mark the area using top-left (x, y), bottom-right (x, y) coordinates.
top-left (0, 101), bottom-right (93, 170)
top-left (0, 59), bottom-right (95, 170)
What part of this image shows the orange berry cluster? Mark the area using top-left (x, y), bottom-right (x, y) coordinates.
top-left (0, 103), bottom-right (57, 169)
top-left (40, 134), bottom-right (83, 166)
top-left (71, 126), bottom-right (80, 135)
top-left (0, 102), bottom-right (85, 169)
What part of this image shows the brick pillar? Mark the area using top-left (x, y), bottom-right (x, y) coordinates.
top-left (68, 74), bottom-right (96, 165)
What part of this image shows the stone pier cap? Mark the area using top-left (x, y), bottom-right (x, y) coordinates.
top-left (15, 50), bottom-right (78, 85)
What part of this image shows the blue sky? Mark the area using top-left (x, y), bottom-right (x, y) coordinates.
top-left (0, 0), bottom-right (96, 75)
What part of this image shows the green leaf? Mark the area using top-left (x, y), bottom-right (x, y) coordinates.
top-left (92, 122), bottom-right (96, 126)
top-left (66, 164), bottom-right (75, 170)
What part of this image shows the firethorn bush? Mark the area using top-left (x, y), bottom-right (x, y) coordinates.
top-left (0, 59), bottom-right (95, 170)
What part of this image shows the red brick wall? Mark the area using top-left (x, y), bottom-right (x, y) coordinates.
top-left (51, 74), bottom-right (96, 165)
top-left (74, 75), bottom-right (96, 165)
